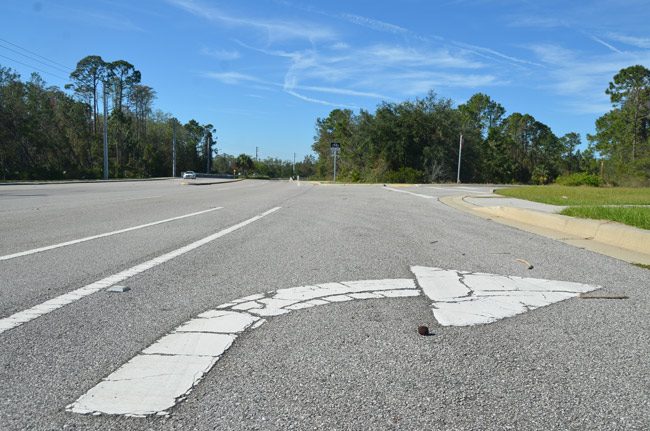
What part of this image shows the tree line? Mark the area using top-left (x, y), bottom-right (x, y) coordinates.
top-left (1, 56), bottom-right (647, 184)
top-left (313, 65), bottom-right (650, 185)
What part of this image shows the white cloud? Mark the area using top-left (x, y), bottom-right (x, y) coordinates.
top-left (527, 44), bottom-right (575, 65)
top-left (590, 36), bottom-right (623, 54)
top-left (363, 45), bottom-right (484, 69)
top-left (339, 13), bottom-right (408, 35)
top-left (606, 32), bottom-right (650, 49)
top-left (202, 71), bottom-right (263, 85)
top-left (167, 0), bottom-right (336, 42)
top-left (285, 89), bottom-right (357, 108)
top-left (200, 47), bottom-right (241, 61)
top-left (507, 15), bottom-right (569, 28)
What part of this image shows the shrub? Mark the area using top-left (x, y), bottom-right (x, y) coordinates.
top-left (555, 172), bottom-right (601, 187)
top-left (382, 167), bottom-right (425, 183)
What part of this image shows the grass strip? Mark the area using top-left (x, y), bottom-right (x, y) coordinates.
top-left (496, 185), bottom-right (650, 205)
top-left (560, 206), bottom-right (650, 230)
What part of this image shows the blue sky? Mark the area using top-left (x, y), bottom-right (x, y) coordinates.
top-left (1, 0), bottom-right (649, 160)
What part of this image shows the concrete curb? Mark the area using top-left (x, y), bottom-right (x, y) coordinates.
top-left (440, 195), bottom-right (650, 265)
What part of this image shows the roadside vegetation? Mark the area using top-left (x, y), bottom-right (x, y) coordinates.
top-left (496, 185), bottom-right (650, 230)
top-left (496, 186), bottom-right (650, 206)
top-left (560, 206), bottom-right (650, 230)
top-left (1, 58), bottom-right (648, 185)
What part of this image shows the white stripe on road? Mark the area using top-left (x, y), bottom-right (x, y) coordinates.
top-left (0, 207), bottom-right (223, 262)
top-left (0, 207), bottom-right (281, 335)
top-left (384, 187), bottom-right (435, 199)
top-left (68, 278), bottom-right (418, 416)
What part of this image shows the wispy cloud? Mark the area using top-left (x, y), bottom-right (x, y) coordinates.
top-left (363, 45), bottom-right (484, 69)
top-left (339, 13), bottom-right (408, 35)
top-left (606, 32), bottom-right (650, 49)
top-left (167, 0), bottom-right (335, 42)
top-left (389, 72), bottom-right (500, 95)
top-left (53, 5), bottom-right (145, 32)
top-left (200, 47), bottom-right (241, 61)
top-left (590, 36), bottom-right (623, 54)
top-left (507, 15), bottom-right (569, 28)
top-left (284, 89), bottom-right (357, 108)
top-left (296, 85), bottom-right (389, 99)
top-left (527, 44), bottom-right (575, 65)
top-left (454, 42), bottom-right (543, 67)
top-left (202, 71), bottom-right (265, 85)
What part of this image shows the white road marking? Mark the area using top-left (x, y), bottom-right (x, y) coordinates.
top-left (412, 266), bottom-right (600, 326)
top-left (68, 267), bottom-right (602, 417)
top-left (68, 279), bottom-right (418, 416)
top-left (384, 187), bottom-right (435, 199)
top-left (0, 207), bottom-right (223, 261)
top-left (0, 207), bottom-right (281, 335)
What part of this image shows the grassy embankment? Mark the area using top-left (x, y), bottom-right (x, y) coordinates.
top-left (495, 186), bottom-right (650, 230)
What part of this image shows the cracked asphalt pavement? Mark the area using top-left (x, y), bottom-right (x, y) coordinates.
top-left (0, 180), bottom-right (648, 430)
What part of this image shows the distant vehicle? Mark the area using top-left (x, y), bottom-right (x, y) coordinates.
top-left (182, 171), bottom-right (196, 179)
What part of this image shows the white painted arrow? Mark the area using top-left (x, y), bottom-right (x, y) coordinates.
top-left (67, 267), bottom-right (600, 417)
top-left (412, 266), bottom-right (600, 326)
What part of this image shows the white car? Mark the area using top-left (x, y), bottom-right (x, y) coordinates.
top-left (182, 171), bottom-right (196, 179)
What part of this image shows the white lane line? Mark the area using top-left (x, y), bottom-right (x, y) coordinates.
top-left (384, 187), bottom-right (435, 199)
top-left (0, 207), bottom-right (223, 262)
top-left (412, 266), bottom-right (600, 326)
top-left (68, 278), bottom-right (418, 416)
top-left (0, 207), bottom-right (281, 335)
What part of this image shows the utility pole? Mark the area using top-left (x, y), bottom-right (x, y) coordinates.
top-left (293, 152), bottom-right (296, 177)
top-left (172, 121), bottom-right (176, 177)
top-left (102, 83), bottom-right (108, 180)
top-left (256, 146), bottom-right (259, 161)
top-left (456, 133), bottom-right (463, 184)
top-left (330, 142), bottom-right (340, 182)
top-left (205, 134), bottom-right (210, 174)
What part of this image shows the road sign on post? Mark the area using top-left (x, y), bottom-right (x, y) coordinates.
top-left (330, 142), bottom-right (340, 182)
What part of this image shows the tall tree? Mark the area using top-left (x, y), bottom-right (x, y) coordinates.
top-left (605, 65), bottom-right (650, 162)
top-left (66, 55), bottom-right (106, 134)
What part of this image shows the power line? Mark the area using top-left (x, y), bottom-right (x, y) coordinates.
top-left (0, 53), bottom-right (68, 81)
top-left (0, 42), bottom-right (71, 74)
top-left (0, 37), bottom-right (72, 71)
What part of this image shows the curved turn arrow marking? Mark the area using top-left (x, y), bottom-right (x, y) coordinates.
top-left (67, 267), bottom-right (600, 417)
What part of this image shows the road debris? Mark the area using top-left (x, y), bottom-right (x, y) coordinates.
top-left (515, 258), bottom-right (534, 269)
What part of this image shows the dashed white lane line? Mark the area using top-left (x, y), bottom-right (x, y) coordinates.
top-left (68, 279), bottom-right (419, 417)
top-left (412, 266), bottom-right (600, 326)
top-left (0, 207), bottom-right (281, 335)
top-left (0, 207), bottom-right (223, 262)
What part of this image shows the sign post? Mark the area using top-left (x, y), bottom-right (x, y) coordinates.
top-left (330, 142), bottom-right (340, 182)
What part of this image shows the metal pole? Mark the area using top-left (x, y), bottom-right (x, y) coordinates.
top-left (205, 134), bottom-right (209, 174)
top-left (256, 146), bottom-right (259, 161)
top-left (456, 133), bottom-right (463, 184)
top-left (333, 151), bottom-right (337, 182)
top-left (103, 84), bottom-right (108, 180)
top-left (293, 152), bottom-right (296, 177)
top-left (172, 121), bottom-right (177, 177)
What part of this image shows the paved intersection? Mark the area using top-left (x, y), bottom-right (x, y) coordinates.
top-left (0, 180), bottom-right (647, 430)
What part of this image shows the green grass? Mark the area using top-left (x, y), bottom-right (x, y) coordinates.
top-left (496, 185), bottom-right (650, 205)
top-left (633, 263), bottom-right (650, 270)
top-left (495, 185), bottom-right (650, 230)
top-left (560, 206), bottom-right (650, 230)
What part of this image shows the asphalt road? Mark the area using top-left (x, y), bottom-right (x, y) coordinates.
top-left (0, 179), bottom-right (648, 430)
